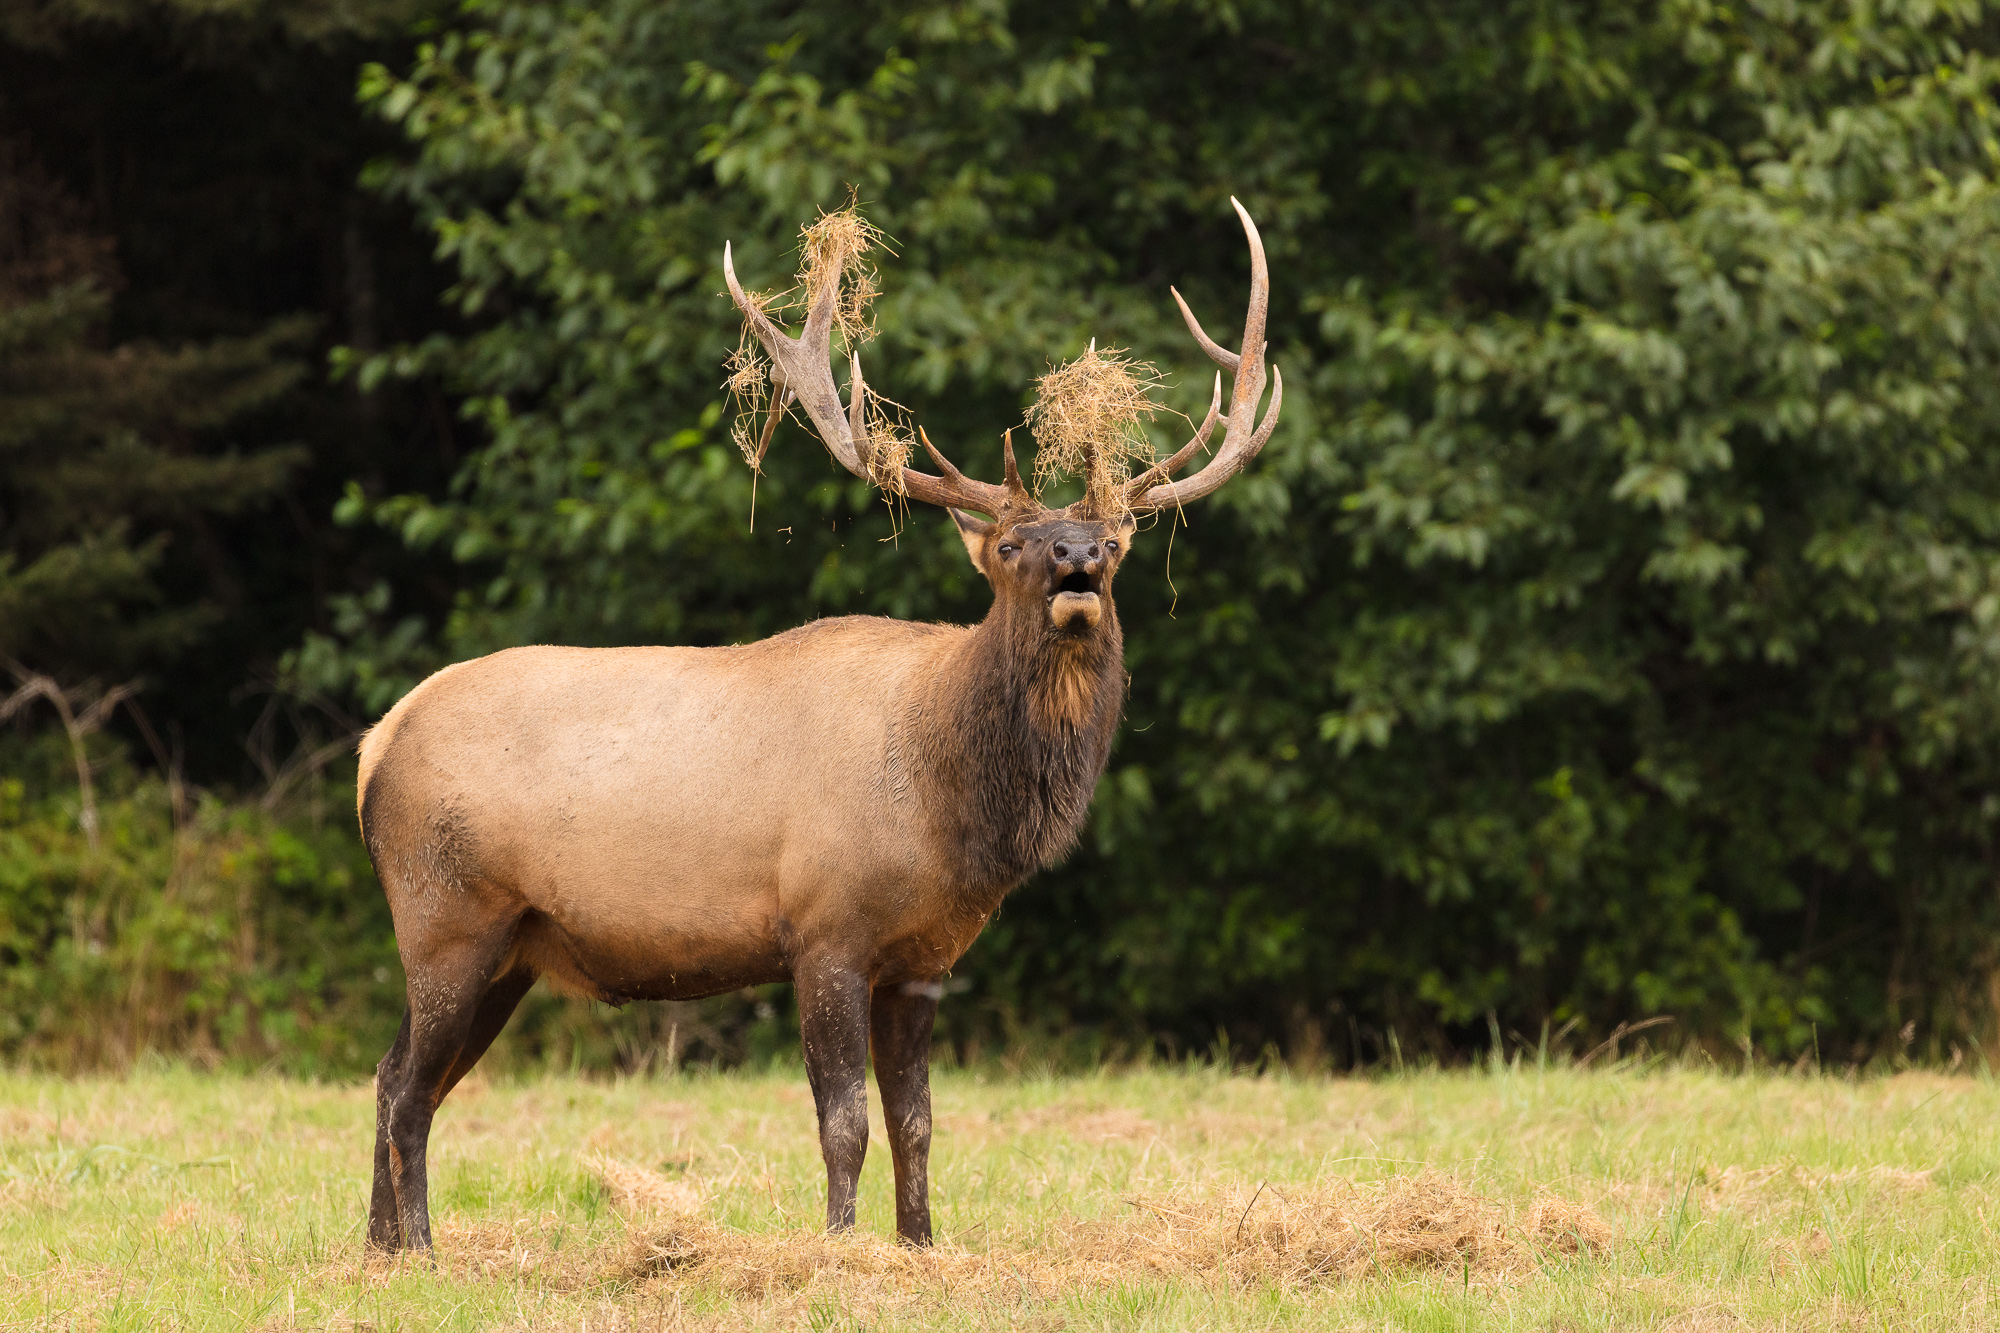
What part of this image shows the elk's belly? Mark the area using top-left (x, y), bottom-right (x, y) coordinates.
top-left (507, 907), bottom-right (788, 1003)
top-left (485, 791), bottom-right (796, 1002)
top-left (480, 787), bottom-right (967, 1000)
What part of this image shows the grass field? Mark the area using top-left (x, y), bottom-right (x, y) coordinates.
top-left (1, 1060), bottom-right (1995, 1331)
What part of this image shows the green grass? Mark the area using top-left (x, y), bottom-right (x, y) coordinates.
top-left (2, 1060), bottom-right (1996, 1330)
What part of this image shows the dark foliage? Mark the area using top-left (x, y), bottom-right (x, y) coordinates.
top-left (0, 0), bottom-right (461, 779)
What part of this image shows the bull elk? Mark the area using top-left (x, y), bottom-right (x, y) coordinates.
top-left (358, 200), bottom-right (1281, 1252)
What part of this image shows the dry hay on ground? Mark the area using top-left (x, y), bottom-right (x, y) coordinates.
top-left (1009, 1104), bottom-right (1156, 1142)
top-left (570, 1159), bottom-right (1611, 1310)
top-left (1709, 1162), bottom-right (1933, 1196)
top-left (1078, 1170), bottom-right (1611, 1286)
top-left (583, 1152), bottom-right (706, 1216)
top-left (348, 1162), bottom-right (1616, 1328)
top-left (1605, 1160), bottom-right (1944, 1223)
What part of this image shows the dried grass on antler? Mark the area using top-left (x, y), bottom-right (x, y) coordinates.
top-left (723, 201), bottom-right (888, 476)
top-left (1025, 345), bottom-right (1164, 517)
top-left (794, 206), bottom-right (884, 348)
top-left (861, 394), bottom-right (915, 494)
top-left (723, 343), bottom-right (772, 470)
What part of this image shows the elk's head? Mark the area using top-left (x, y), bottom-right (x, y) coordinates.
top-left (951, 502), bottom-right (1135, 636)
top-left (722, 199), bottom-right (1281, 645)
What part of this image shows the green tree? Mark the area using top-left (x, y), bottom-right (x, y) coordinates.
top-left (331, 0), bottom-right (2000, 1062)
top-left (0, 146), bottom-right (306, 679)
top-left (0, 0), bottom-right (462, 780)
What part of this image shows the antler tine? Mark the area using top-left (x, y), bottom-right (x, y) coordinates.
top-left (918, 425), bottom-right (967, 481)
top-left (917, 425), bottom-right (1031, 506)
top-left (848, 351), bottom-right (870, 471)
top-left (751, 387), bottom-right (793, 469)
top-left (1123, 373), bottom-right (1222, 500)
top-left (723, 241), bottom-right (789, 350)
top-left (1171, 289), bottom-right (1239, 372)
top-left (1128, 198), bottom-right (1281, 512)
top-left (723, 237), bottom-right (1016, 516)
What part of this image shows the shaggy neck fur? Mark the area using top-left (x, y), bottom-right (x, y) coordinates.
top-left (914, 592), bottom-right (1126, 901)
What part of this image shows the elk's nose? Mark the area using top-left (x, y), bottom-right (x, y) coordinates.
top-left (1052, 542), bottom-right (1100, 562)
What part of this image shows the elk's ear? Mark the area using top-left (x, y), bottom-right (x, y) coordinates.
top-left (950, 508), bottom-right (994, 573)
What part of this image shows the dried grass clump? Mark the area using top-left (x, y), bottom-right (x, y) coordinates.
top-left (1703, 1161), bottom-right (1935, 1217)
top-left (723, 344), bottom-right (773, 470)
top-left (616, 1217), bottom-right (995, 1299)
top-left (794, 204), bottom-right (884, 349)
top-left (582, 1152), bottom-right (706, 1216)
top-left (597, 1170), bottom-right (1611, 1309)
top-left (861, 404), bottom-right (914, 492)
top-left (621, 1219), bottom-right (707, 1282)
top-left (429, 1214), bottom-right (598, 1288)
top-left (415, 1162), bottom-right (708, 1291)
top-left (0, 1174), bottom-right (68, 1211)
top-left (1025, 344), bottom-right (1163, 517)
top-left (1523, 1191), bottom-right (1618, 1256)
top-left (1826, 1164), bottom-right (1934, 1192)
top-left (1077, 1171), bottom-right (1611, 1285)
top-left (403, 1169), bottom-right (1612, 1324)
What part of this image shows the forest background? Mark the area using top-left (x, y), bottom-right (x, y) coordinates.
top-left (5, 0), bottom-right (2000, 1076)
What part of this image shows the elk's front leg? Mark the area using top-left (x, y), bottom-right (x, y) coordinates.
top-left (871, 978), bottom-right (941, 1245)
top-left (795, 959), bottom-right (871, 1231)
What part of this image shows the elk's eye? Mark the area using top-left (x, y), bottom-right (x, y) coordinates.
top-left (1105, 540), bottom-right (1120, 552)
top-left (998, 543), bottom-right (1018, 556)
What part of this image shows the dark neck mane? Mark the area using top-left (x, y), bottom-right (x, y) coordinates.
top-left (913, 601), bottom-right (1126, 901)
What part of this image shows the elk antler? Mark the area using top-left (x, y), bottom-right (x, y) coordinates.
top-left (1121, 198), bottom-right (1283, 513)
top-left (722, 241), bottom-right (1027, 517)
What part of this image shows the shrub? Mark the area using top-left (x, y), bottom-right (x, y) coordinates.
top-left (0, 732), bottom-right (399, 1073)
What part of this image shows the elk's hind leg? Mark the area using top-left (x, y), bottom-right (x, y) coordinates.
top-left (795, 958), bottom-right (872, 1232)
top-left (367, 1012), bottom-right (413, 1251)
top-left (871, 978), bottom-right (941, 1245)
top-left (368, 930), bottom-right (527, 1254)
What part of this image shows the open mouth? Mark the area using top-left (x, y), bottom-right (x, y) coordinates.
top-left (1048, 568), bottom-right (1103, 630)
